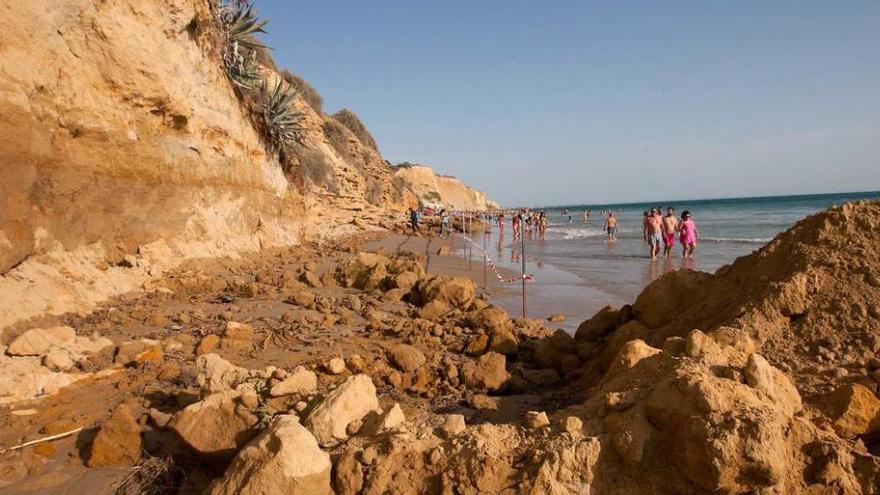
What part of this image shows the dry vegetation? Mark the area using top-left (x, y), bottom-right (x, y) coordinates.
top-left (280, 69), bottom-right (323, 114)
top-left (322, 118), bottom-right (365, 173)
top-left (294, 144), bottom-right (338, 193)
top-left (332, 109), bottom-right (378, 151)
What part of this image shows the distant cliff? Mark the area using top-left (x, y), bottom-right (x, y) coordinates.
top-left (393, 164), bottom-right (498, 210)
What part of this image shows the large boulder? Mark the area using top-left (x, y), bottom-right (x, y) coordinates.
top-left (644, 352), bottom-right (802, 492)
top-left (196, 354), bottom-right (255, 393)
top-left (7, 326), bottom-right (76, 356)
top-left (598, 320), bottom-right (651, 372)
top-left (304, 374), bottom-right (380, 447)
top-left (169, 391), bottom-right (259, 458)
top-left (388, 344), bottom-right (426, 373)
top-left (337, 253), bottom-right (390, 290)
top-left (632, 270), bottom-right (709, 328)
top-left (603, 339), bottom-right (661, 380)
top-left (530, 437), bottom-right (602, 494)
top-left (534, 330), bottom-right (578, 371)
top-left (0, 353), bottom-right (84, 404)
top-left (823, 383), bottom-right (880, 438)
top-left (419, 300), bottom-right (451, 320)
top-left (461, 352), bottom-right (510, 391)
top-left (390, 271), bottom-right (420, 292)
top-left (489, 329), bottom-right (518, 356)
top-left (417, 276), bottom-right (476, 309)
top-left (574, 306), bottom-right (621, 342)
top-left (467, 305), bottom-right (512, 335)
top-left (88, 403), bottom-right (142, 467)
top-left (209, 415), bottom-right (331, 495)
top-left (270, 366), bottom-right (317, 397)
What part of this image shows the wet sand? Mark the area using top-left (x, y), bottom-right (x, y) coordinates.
top-left (369, 231), bottom-right (618, 333)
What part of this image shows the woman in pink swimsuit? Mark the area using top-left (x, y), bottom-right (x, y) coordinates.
top-left (678, 211), bottom-right (698, 258)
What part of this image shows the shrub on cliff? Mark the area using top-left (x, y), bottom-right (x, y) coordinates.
top-left (322, 118), bottom-right (365, 173)
top-left (332, 109), bottom-right (378, 151)
top-left (295, 146), bottom-right (338, 194)
top-left (259, 80), bottom-right (305, 153)
top-left (281, 70), bottom-right (323, 115)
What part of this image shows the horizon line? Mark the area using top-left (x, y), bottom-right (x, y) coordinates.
top-left (506, 189), bottom-right (880, 211)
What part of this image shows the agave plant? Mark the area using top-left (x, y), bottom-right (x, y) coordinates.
top-left (217, 1), bottom-right (267, 88)
top-left (226, 48), bottom-right (262, 88)
top-left (218, 0), bottom-right (267, 50)
top-left (260, 80), bottom-right (305, 150)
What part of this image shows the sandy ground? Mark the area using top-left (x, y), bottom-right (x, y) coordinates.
top-left (0, 230), bottom-right (572, 494)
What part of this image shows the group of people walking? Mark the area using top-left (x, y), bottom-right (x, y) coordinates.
top-left (641, 207), bottom-right (698, 260)
top-left (496, 210), bottom-right (549, 239)
top-left (409, 205), bottom-right (700, 261)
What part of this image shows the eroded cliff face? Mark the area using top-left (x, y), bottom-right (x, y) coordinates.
top-left (393, 165), bottom-right (497, 210)
top-left (0, 0), bottom-right (300, 273)
top-left (0, 0), bottom-right (419, 330)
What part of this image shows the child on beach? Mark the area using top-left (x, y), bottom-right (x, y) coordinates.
top-left (679, 210), bottom-right (698, 258)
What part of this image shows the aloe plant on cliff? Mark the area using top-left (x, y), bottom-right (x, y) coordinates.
top-left (260, 80), bottom-right (305, 151)
top-left (217, 0), bottom-right (266, 88)
top-left (214, 1), bottom-right (305, 170)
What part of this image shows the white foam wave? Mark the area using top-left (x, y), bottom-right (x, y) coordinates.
top-left (700, 237), bottom-right (771, 244)
top-left (555, 228), bottom-right (612, 240)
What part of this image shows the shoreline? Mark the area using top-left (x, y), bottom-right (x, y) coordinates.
top-left (368, 230), bottom-right (618, 333)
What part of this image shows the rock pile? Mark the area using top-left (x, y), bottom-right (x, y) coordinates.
top-left (18, 202), bottom-right (880, 494)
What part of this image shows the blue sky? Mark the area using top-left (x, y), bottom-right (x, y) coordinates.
top-left (257, 1), bottom-right (880, 207)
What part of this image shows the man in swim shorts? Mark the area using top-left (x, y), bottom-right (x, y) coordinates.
top-left (604, 212), bottom-right (618, 241)
top-left (644, 208), bottom-right (663, 260)
top-left (661, 207), bottom-right (678, 258)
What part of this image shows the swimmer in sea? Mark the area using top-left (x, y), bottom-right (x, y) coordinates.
top-left (604, 212), bottom-right (618, 241)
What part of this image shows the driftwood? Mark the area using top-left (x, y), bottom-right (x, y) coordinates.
top-left (0, 426), bottom-right (83, 454)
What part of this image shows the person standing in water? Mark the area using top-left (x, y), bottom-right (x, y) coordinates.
top-left (643, 208), bottom-right (663, 260)
top-left (661, 207), bottom-right (679, 258)
top-left (604, 212), bottom-right (618, 241)
top-left (679, 210), bottom-right (699, 258)
top-left (539, 211), bottom-right (548, 239)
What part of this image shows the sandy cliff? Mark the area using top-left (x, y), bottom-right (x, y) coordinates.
top-left (393, 164), bottom-right (498, 210)
top-left (0, 0), bottom-right (428, 330)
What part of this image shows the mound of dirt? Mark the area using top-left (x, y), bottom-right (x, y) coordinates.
top-left (562, 200), bottom-right (880, 492)
top-left (584, 201), bottom-right (880, 401)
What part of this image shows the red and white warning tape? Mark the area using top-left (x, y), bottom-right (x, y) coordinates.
top-left (460, 232), bottom-right (535, 284)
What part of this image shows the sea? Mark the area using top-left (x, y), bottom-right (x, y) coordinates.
top-left (464, 191), bottom-right (880, 332)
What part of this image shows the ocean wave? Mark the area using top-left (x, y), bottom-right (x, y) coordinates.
top-left (554, 227), bottom-right (627, 240)
top-left (700, 237), bottom-right (771, 244)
